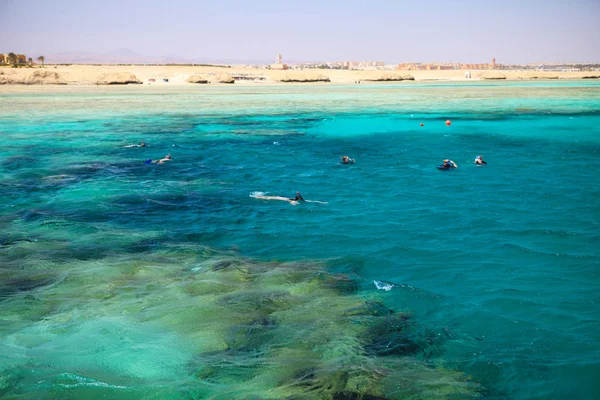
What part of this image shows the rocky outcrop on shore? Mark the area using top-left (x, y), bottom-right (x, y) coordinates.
top-left (214, 73), bottom-right (235, 84)
top-left (0, 70), bottom-right (66, 85)
top-left (277, 72), bottom-right (330, 83)
top-left (186, 74), bottom-right (209, 84)
top-left (480, 72), bottom-right (506, 80)
top-left (363, 73), bottom-right (414, 82)
top-left (27, 70), bottom-right (66, 84)
top-left (96, 72), bottom-right (142, 85)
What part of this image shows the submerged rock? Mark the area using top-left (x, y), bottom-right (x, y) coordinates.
top-left (0, 235), bottom-right (35, 248)
top-left (211, 260), bottom-right (236, 271)
top-left (362, 314), bottom-right (446, 358)
top-left (332, 392), bottom-right (388, 400)
top-left (322, 274), bottom-right (361, 295)
top-left (0, 248), bottom-right (482, 399)
top-left (343, 300), bottom-right (395, 317)
top-left (226, 315), bottom-right (278, 350)
top-left (218, 290), bottom-right (292, 314)
top-left (0, 272), bottom-right (56, 299)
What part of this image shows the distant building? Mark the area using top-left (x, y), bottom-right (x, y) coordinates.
top-left (398, 60), bottom-right (499, 71)
top-left (270, 53), bottom-right (288, 70)
top-left (1, 53), bottom-right (27, 64)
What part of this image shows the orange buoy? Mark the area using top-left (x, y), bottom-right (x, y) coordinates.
top-left (445, 120), bottom-right (452, 126)
top-left (420, 123), bottom-right (424, 127)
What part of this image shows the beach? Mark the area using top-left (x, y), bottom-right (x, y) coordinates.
top-left (1, 64), bottom-right (598, 86)
top-left (1, 81), bottom-right (599, 399)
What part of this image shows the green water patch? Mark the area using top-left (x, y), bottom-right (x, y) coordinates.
top-left (0, 245), bottom-right (481, 399)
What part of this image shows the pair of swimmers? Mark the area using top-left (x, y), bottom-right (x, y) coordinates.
top-left (439, 155), bottom-right (487, 169)
top-left (126, 142), bottom-right (172, 165)
top-left (252, 156), bottom-right (351, 206)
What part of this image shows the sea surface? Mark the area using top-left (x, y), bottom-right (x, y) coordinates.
top-left (0, 81), bottom-right (599, 399)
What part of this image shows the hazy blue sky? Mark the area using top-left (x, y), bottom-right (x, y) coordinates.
top-left (1, 0), bottom-right (599, 63)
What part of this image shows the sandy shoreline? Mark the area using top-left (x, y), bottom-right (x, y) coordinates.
top-left (1, 65), bottom-right (599, 87)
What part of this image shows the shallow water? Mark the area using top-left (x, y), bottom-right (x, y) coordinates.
top-left (1, 82), bottom-right (599, 399)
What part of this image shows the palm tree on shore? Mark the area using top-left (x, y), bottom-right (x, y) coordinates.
top-left (37, 55), bottom-right (45, 67)
top-left (28, 57), bottom-right (33, 66)
top-left (7, 52), bottom-right (17, 67)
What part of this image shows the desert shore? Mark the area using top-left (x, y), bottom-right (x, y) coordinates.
top-left (0, 64), bottom-right (598, 86)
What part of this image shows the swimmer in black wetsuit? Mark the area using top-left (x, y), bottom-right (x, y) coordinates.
top-left (474, 155), bottom-right (487, 165)
top-left (290, 192), bottom-right (304, 201)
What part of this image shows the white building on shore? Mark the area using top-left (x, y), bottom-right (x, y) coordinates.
top-left (270, 53), bottom-right (288, 70)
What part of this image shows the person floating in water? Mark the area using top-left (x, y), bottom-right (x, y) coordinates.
top-left (291, 191), bottom-right (304, 201)
top-left (157, 154), bottom-right (172, 164)
top-left (250, 191), bottom-right (326, 206)
top-left (341, 156), bottom-right (355, 164)
top-left (474, 155), bottom-right (487, 165)
top-left (124, 142), bottom-right (146, 148)
top-left (440, 159), bottom-right (458, 169)
top-left (145, 154), bottom-right (171, 164)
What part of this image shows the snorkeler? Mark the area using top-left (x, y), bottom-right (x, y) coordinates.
top-left (250, 191), bottom-right (326, 206)
top-left (444, 159), bottom-right (458, 168)
top-left (438, 159), bottom-right (458, 169)
top-left (341, 156), bottom-right (355, 164)
top-left (124, 142), bottom-right (146, 148)
top-left (144, 154), bottom-right (172, 164)
top-left (291, 192), bottom-right (304, 201)
top-left (474, 155), bottom-right (487, 165)
top-left (157, 154), bottom-right (171, 164)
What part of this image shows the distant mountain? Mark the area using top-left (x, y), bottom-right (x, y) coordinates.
top-left (104, 48), bottom-right (142, 58)
top-left (45, 49), bottom-right (272, 65)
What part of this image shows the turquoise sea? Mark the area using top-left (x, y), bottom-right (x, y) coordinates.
top-left (0, 81), bottom-right (599, 399)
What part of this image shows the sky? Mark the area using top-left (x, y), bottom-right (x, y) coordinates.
top-left (1, 0), bottom-right (599, 64)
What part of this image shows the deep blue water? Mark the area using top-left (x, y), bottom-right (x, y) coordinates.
top-left (1, 82), bottom-right (599, 399)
